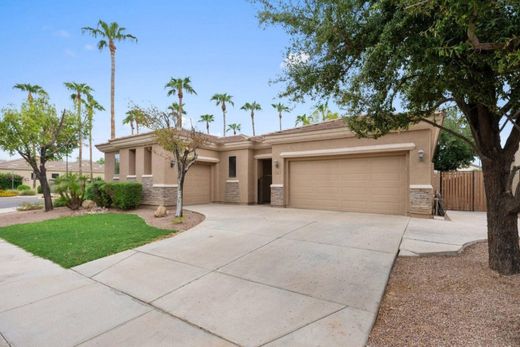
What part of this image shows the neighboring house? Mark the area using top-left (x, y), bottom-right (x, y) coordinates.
top-left (0, 159), bottom-right (104, 187)
top-left (97, 119), bottom-right (440, 217)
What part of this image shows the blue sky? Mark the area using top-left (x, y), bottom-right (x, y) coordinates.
top-left (0, 0), bottom-right (320, 161)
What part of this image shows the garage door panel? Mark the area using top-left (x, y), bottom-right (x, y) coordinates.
top-left (289, 156), bottom-right (406, 215)
top-left (184, 164), bottom-right (211, 205)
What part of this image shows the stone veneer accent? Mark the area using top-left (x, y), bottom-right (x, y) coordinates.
top-left (408, 185), bottom-right (433, 216)
top-left (141, 176), bottom-right (177, 206)
top-left (271, 185), bottom-right (284, 207)
top-left (225, 180), bottom-right (240, 203)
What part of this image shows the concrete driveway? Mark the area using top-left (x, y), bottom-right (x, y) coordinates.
top-left (0, 205), bottom-right (409, 346)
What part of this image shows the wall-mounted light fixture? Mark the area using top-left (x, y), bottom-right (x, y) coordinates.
top-left (273, 160), bottom-right (279, 169)
top-left (170, 160), bottom-right (176, 168)
top-left (418, 149), bottom-right (425, 161)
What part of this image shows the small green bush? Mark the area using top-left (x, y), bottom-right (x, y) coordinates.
top-left (105, 182), bottom-right (142, 210)
top-left (86, 180), bottom-right (112, 208)
top-left (54, 174), bottom-right (87, 210)
top-left (0, 173), bottom-right (23, 190)
top-left (37, 185), bottom-right (42, 194)
top-left (53, 196), bottom-right (67, 208)
top-left (17, 184), bottom-right (31, 191)
top-left (19, 189), bottom-right (36, 196)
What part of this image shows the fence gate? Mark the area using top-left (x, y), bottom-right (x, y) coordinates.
top-left (435, 171), bottom-right (487, 212)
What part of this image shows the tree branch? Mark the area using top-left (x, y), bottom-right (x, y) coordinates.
top-left (418, 116), bottom-right (480, 155)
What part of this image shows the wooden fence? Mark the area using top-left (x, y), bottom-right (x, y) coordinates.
top-left (433, 171), bottom-right (487, 212)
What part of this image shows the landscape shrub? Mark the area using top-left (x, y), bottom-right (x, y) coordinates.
top-left (0, 190), bottom-right (18, 197)
top-left (19, 189), bottom-right (36, 196)
top-left (105, 182), bottom-right (142, 210)
top-left (53, 196), bottom-right (67, 208)
top-left (0, 173), bottom-right (23, 190)
top-left (17, 184), bottom-right (31, 191)
top-left (17, 202), bottom-right (43, 211)
top-left (85, 180), bottom-right (112, 208)
top-left (54, 174), bottom-right (87, 210)
top-left (37, 185), bottom-right (42, 194)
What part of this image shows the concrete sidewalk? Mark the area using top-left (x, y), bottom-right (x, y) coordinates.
top-left (399, 211), bottom-right (488, 256)
top-left (0, 205), bottom-right (409, 346)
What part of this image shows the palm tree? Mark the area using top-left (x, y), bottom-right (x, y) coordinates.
top-left (165, 77), bottom-right (196, 129)
top-left (227, 123), bottom-right (241, 135)
top-left (167, 102), bottom-right (187, 128)
top-left (295, 114), bottom-right (313, 126)
top-left (199, 114), bottom-right (215, 134)
top-left (64, 82), bottom-right (93, 177)
top-left (313, 103), bottom-right (339, 121)
top-left (211, 93), bottom-right (234, 136)
top-left (85, 95), bottom-right (104, 180)
top-left (82, 20), bottom-right (137, 139)
top-left (241, 101), bottom-right (262, 136)
top-left (123, 111), bottom-right (136, 135)
top-left (272, 102), bottom-right (290, 131)
top-left (13, 84), bottom-right (47, 102)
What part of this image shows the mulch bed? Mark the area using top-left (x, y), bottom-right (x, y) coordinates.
top-left (368, 241), bottom-right (520, 347)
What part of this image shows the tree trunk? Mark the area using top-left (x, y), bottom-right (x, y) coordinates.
top-left (38, 166), bottom-right (53, 212)
top-left (251, 112), bottom-right (255, 136)
top-left (178, 92), bottom-right (183, 129)
top-left (279, 113), bottom-right (282, 131)
top-left (223, 105), bottom-right (226, 136)
top-left (482, 159), bottom-right (520, 275)
top-left (206, 122), bottom-right (209, 134)
top-left (77, 95), bottom-right (82, 177)
top-left (136, 122), bottom-right (139, 134)
top-left (176, 172), bottom-right (185, 218)
top-left (110, 47), bottom-right (116, 139)
top-left (89, 126), bottom-right (93, 181)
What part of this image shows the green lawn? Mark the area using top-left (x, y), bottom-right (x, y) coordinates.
top-left (0, 213), bottom-right (174, 268)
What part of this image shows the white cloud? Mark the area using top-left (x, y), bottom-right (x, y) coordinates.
top-left (54, 29), bottom-right (71, 38)
top-left (64, 49), bottom-right (76, 57)
top-left (84, 44), bottom-right (95, 51)
top-left (281, 52), bottom-right (310, 69)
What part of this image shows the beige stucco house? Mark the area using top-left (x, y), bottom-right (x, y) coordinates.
top-left (0, 159), bottom-right (104, 187)
top-left (97, 119), bottom-right (440, 217)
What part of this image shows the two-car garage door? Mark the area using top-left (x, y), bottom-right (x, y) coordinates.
top-left (288, 155), bottom-right (406, 215)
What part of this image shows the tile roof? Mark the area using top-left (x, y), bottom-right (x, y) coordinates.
top-left (0, 158), bottom-right (104, 173)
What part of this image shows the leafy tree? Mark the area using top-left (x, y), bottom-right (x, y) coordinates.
top-left (434, 109), bottom-right (476, 171)
top-left (13, 84), bottom-right (48, 102)
top-left (198, 114), bottom-right (215, 134)
top-left (272, 102), bottom-right (290, 131)
top-left (295, 114), bottom-right (313, 126)
top-left (227, 123), bottom-right (241, 135)
top-left (96, 157), bottom-right (105, 165)
top-left (64, 82), bottom-right (93, 177)
top-left (0, 98), bottom-right (78, 211)
top-left (241, 101), bottom-right (262, 136)
top-left (211, 93), bottom-right (234, 136)
top-left (165, 77), bottom-right (196, 129)
top-left (142, 106), bottom-right (208, 218)
top-left (82, 20), bottom-right (137, 139)
top-left (258, 0), bottom-right (520, 274)
top-left (85, 95), bottom-right (104, 180)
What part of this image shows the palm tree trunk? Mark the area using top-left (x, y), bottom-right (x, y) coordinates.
top-left (110, 47), bottom-right (116, 139)
top-left (178, 92), bottom-right (183, 129)
top-left (89, 124), bottom-right (93, 181)
top-left (131, 121), bottom-right (134, 135)
top-left (279, 113), bottom-right (282, 131)
top-left (136, 121), bottom-right (139, 134)
top-left (78, 96), bottom-right (83, 177)
top-left (251, 112), bottom-right (255, 136)
top-left (223, 105), bottom-right (226, 136)
top-left (206, 122), bottom-right (210, 134)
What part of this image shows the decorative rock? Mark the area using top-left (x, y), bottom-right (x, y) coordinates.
top-left (82, 200), bottom-right (97, 209)
top-left (154, 205), bottom-right (168, 218)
